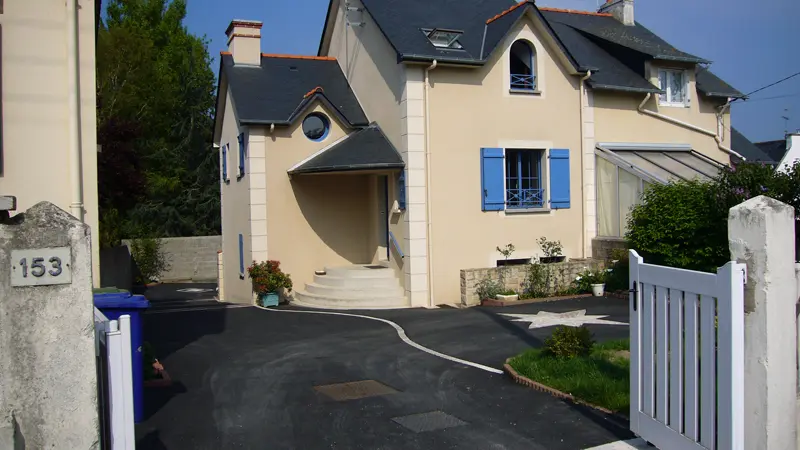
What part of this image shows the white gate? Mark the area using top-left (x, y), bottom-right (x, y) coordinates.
top-left (95, 308), bottom-right (136, 450)
top-left (629, 250), bottom-right (744, 450)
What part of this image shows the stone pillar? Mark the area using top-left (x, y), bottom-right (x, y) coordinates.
top-left (0, 202), bottom-right (99, 449)
top-left (728, 195), bottom-right (797, 449)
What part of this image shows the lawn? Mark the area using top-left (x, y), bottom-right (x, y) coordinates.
top-left (508, 339), bottom-right (630, 413)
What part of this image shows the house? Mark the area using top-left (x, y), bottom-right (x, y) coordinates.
top-left (213, 0), bottom-right (745, 308)
top-left (731, 128), bottom-right (775, 165)
top-left (755, 133), bottom-right (800, 171)
top-left (0, 0), bottom-right (101, 286)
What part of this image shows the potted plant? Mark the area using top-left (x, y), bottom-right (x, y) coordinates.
top-left (537, 237), bottom-right (565, 264)
top-left (573, 268), bottom-right (610, 297)
top-left (247, 260), bottom-right (293, 307)
top-left (495, 289), bottom-right (519, 302)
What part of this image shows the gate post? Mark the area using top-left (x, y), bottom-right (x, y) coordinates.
top-left (728, 195), bottom-right (797, 450)
top-left (0, 202), bottom-right (99, 448)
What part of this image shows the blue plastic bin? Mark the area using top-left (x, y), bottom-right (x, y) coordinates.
top-left (94, 291), bottom-right (150, 423)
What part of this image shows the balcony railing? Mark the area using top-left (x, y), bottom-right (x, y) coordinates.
top-left (507, 188), bottom-right (545, 209)
top-left (510, 73), bottom-right (536, 91)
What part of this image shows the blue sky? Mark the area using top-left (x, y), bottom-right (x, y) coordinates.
top-left (184, 0), bottom-right (799, 143)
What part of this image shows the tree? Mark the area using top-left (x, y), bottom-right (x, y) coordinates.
top-left (96, 0), bottom-right (219, 247)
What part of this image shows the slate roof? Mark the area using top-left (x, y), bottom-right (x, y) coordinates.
top-left (731, 128), bottom-right (776, 164)
top-left (289, 124), bottom-right (404, 175)
top-left (755, 139), bottom-right (789, 163)
top-left (345, 0), bottom-right (741, 96)
top-left (696, 68), bottom-right (745, 99)
top-left (220, 54), bottom-right (368, 126)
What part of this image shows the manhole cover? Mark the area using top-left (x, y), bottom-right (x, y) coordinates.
top-left (313, 380), bottom-right (398, 401)
top-left (391, 411), bottom-right (467, 433)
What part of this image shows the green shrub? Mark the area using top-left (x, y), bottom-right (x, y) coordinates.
top-left (476, 277), bottom-right (504, 300)
top-left (247, 260), bottom-right (293, 295)
top-left (605, 248), bottom-right (630, 292)
top-left (544, 326), bottom-right (595, 359)
top-left (573, 268), bottom-right (608, 293)
top-left (130, 237), bottom-right (170, 283)
top-left (523, 262), bottom-right (552, 298)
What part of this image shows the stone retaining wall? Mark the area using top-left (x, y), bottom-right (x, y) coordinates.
top-left (460, 259), bottom-right (605, 306)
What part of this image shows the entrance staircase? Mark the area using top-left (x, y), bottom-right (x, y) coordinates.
top-left (292, 264), bottom-right (408, 310)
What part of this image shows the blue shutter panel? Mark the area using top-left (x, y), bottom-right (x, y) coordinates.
top-left (238, 133), bottom-right (245, 177)
top-left (398, 171), bottom-right (406, 210)
top-left (481, 148), bottom-right (505, 211)
top-left (549, 149), bottom-right (571, 209)
top-left (222, 145), bottom-right (228, 181)
top-left (238, 233), bottom-right (244, 274)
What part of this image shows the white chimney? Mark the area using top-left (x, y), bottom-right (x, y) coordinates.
top-left (225, 19), bottom-right (263, 65)
top-left (598, 0), bottom-right (634, 26)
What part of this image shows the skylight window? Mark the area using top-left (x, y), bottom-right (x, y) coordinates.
top-left (421, 28), bottom-right (464, 50)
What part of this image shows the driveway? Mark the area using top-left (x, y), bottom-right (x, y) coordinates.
top-left (136, 292), bottom-right (632, 450)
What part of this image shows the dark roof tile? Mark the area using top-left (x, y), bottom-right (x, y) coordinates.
top-left (289, 124), bottom-right (405, 174)
top-left (731, 128), bottom-right (776, 164)
top-left (696, 68), bottom-right (745, 99)
top-left (755, 139), bottom-right (789, 163)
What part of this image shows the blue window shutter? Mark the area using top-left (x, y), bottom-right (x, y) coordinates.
top-left (481, 148), bottom-right (505, 211)
top-left (398, 171), bottom-right (406, 210)
top-left (222, 145), bottom-right (228, 181)
top-left (238, 233), bottom-right (244, 274)
top-left (238, 133), bottom-right (245, 177)
top-left (549, 149), bottom-right (571, 209)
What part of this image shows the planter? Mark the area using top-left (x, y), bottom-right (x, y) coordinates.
top-left (495, 293), bottom-right (519, 302)
top-left (591, 284), bottom-right (605, 297)
top-left (259, 292), bottom-right (280, 307)
top-left (539, 256), bottom-right (566, 264)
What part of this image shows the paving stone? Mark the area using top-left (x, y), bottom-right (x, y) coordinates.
top-left (391, 411), bottom-right (467, 433)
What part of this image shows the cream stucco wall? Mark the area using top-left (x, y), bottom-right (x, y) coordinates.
top-left (0, 0), bottom-right (100, 286)
top-left (263, 102), bottom-right (378, 293)
top-left (426, 16), bottom-right (584, 304)
top-left (594, 62), bottom-right (731, 164)
top-left (219, 87), bottom-right (253, 304)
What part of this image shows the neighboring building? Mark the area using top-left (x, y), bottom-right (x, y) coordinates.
top-left (731, 127), bottom-right (775, 165)
top-left (0, 0), bottom-right (101, 286)
top-left (214, 0), bottom-right (745, 307)
top-left (756, 133), bottom-right (800, 172)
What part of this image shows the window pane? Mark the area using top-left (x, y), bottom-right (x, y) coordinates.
top-left (618, 168), bottom-right (642, 236)
top-left (659, 71), bottom-right (668, 92)
top-left (596, 157), bottom-right (619, 237)
top-left (670, 71), bottom-right (685, 103)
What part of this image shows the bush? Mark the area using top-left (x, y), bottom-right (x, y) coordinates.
top-left (130, 237), bottom-right (170, 284)
top-left (573, 268), bottom-right (608, 293)
top-left (247, 260), bottom-right (293, 295)
top-left (544, 326), bottom-right (595, 359)
top-left (605, 248), bottom-right (630, 292)
top-left (476, 277), bottom-right (504, 300)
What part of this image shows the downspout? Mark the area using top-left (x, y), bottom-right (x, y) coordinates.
top-left (578, 71), bottom-right (591, 259)
top-left (637, 93), bottom-right (745, 160)
top-left (67, 0), bottom-right (84, 221)
top-left (424, 60), bottom-right (437, 308)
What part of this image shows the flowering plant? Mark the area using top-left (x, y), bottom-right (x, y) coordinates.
top-left (247, 260), bottom-right (293, 295)
top-left (573, 267), bottom-right (612, 293)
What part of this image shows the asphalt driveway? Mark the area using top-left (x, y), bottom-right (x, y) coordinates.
top-left (136, 292), bottom-right (632, 450)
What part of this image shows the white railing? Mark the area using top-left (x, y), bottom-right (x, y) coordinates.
top-left (629, 250), bottom-right (744, 450)
top-left (95, 308), bottom-right (136, 450)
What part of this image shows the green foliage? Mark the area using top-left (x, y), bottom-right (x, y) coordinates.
top-left (544, 326), bottom-right (595, 359)
top-left (605, 248), bottom-right (630, 292)
top-left (496, 243), bottom-right (515, 260)
top-left (523, 262), bottom-right (552, 298)
top-left (130, 236), bottom-right (170, 283)
top-left (98, 0), bottom-right (219, 247)
top-left (573, 268), bottom-right (608, 293)
top-left (537, 237), bottom-right (563, 257)
top-left (476, 277), bottom-right (504, 300)
top-left (498, 289), bottom-right (518, 296)
top-left (247, 260), bottom-right (293, 295)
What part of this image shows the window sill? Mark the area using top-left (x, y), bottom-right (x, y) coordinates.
top-left (509, 89), bottom-right (542, 95)
top-left (505, 207), bottom-right (550, 214)
top-left (658, 102), bottom-right (688, 108)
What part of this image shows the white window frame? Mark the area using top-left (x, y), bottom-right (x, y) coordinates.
top-left (594, 153), bottom-right (656, 238)
top-left (658, 69), bottom-right (689, 107)
top-left (502, 148), bottom-right (549, 213)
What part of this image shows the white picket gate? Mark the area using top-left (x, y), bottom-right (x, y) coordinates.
top-left (94, 308), bottom-right (136, 450)
top-left (629, 250), bottom-right (745, 450)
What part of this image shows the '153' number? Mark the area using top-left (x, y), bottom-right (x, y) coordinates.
top-left (19, 257), bottom-right (63, 278)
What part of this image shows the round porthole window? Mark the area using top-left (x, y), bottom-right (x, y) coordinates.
top-left (302, 113), bottom-right (330, 141)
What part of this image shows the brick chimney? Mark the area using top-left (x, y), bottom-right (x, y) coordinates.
top-left (598, 0), bottom-right (634, 26)
top-left (225, 19), bottom-right (263, 65)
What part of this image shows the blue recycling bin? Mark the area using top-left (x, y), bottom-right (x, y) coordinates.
top-left (94, 291), bottom-right (150, 423)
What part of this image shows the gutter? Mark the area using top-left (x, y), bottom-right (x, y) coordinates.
top-left (579, 70), bottom-right (591, 259)
top-left (67, 0), bottom-right (84, 222)
top-left (636, 93), bottom-right (745, 160)
top-left (424, 60), bottom-right (438, 309)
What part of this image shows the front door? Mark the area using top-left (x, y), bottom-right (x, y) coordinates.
top-left (377, 175), bottom-right (389, 260)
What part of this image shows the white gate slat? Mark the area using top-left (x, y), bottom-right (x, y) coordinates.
top-left (716, 263), bottom-right (745, 450)
top-left (699, 294), bottom-right (716, 450)
top-left (669, 289), bottom-right (684, 432)
top-left (655, 285), bottom-right (669, 424)
top-left (642, 282), bottom-right (655, 417)
top-left (629, 250), bottom-right (643, 432)
top-left (683, 293), bottom-right (700, 441)
top-left (638, 415), bottom-right (708, 450)
top-left (638, 263), bottom-right (719, 297)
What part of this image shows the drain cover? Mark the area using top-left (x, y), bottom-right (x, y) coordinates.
top-left (391, 411), bottom-right (467, 433)
top-left (314, 380), bottom-right (398, 401)
top-left (364, 265), bottom-right (386, 269)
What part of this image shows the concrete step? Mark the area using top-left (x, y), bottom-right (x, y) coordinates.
top-left (305, 282), bottom-right (405, 298)
top-left (323, 265), bottom-right (397, 279)
top-left (313, 273), bottom-right (401, 288)
top-left (292, 290), bottom-right (408, 310)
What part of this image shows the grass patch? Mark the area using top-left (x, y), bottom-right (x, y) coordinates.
top-left (508, 339), bottom-right (630, 413)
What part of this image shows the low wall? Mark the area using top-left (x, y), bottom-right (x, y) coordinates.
top-left (460, 259), bottom-right (605, 306)
top-left (592, 237), bottom-right (628, 260)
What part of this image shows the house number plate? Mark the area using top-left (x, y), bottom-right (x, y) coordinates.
top-left (11, 247), bottom-right (72, 287)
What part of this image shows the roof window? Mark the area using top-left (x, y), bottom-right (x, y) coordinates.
top-left (421, 28), bottom-right (464, 50)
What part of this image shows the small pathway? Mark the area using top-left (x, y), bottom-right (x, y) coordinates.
top-left (136, 291), bottom-right (632, 449)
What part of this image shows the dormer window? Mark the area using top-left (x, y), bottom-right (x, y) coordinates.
top-left (421, 28), bottom-right (463, 50)
top-left (510, 40), bottom-right (537, 92)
